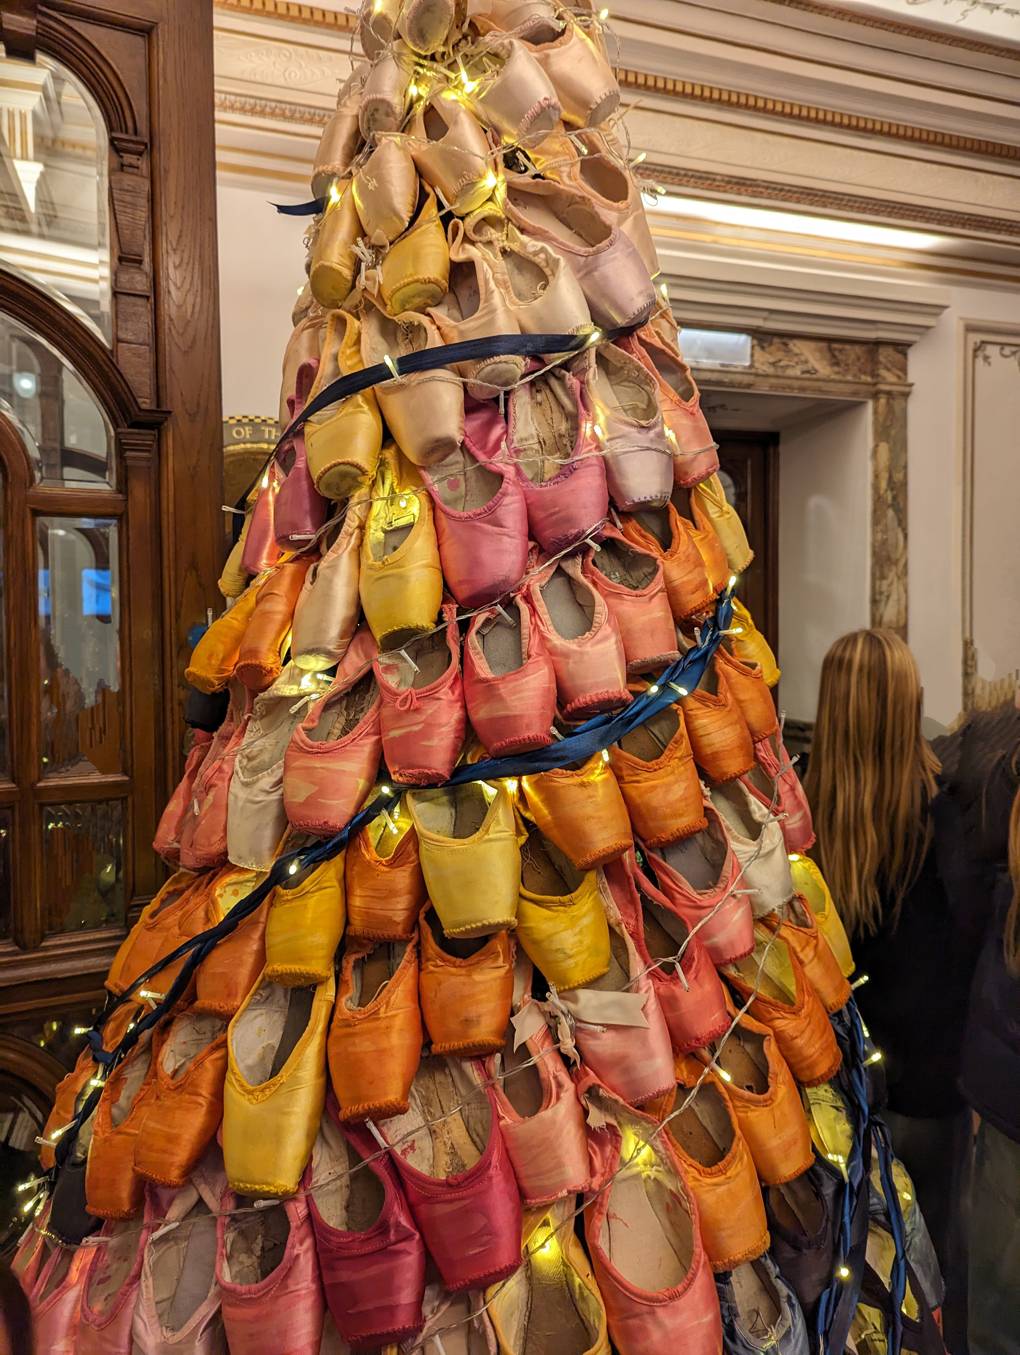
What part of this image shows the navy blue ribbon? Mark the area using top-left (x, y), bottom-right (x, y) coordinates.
top-left (274, 198), bottom-right (325, 215)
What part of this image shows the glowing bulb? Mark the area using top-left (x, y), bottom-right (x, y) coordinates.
top-left (289, 861), bottom-right (299, 875)
top-left (398, 496), bottom-right (408, 508)
top-left (659, 282), bottom-right (669, 298)
top-left (587, 329), bottom-right (603, 345)
top-left (598, 6), bottom-right (609, 16)
top-left (261, 474), bottom-right (270, 489)
top-left (459, 68), bottom-right (480, 94)
top-left (592, 423), bottom-right (604, 440)
top-left (16, 1180), bottom-right (35, 1193)
top-left (72, 1026), bottom-right (89, 1036)
top-left (903, 1193), bottom-right (912, 1202)
top-left (328, 183), bottom-right (343, 206)
top-left (408, 82), bottom-right (419, 98)
top-left (380, 785), bottom-right (392, 796)
top-left (601, 749), bottom-right (610, 762)
top-left (483, 171), bottom-right (498, 189)
top-left (838, 1265), bottom-right (850, 1280)
top-left (647, 684), bottom-right (659, 695)
top-left (373, 0), bottom-right (383, 11)
top-left (717, 1068), bottom-right (732, 1082)
top-left (504, 778), bottom-right (519, 792)
top-left (728, 574), bottom-right (737, 588)
top-left (89, 1075), bottom-right (104, 1088)
top-left (633, 151), bottom-right (646, 164)
top-left (382, 353), bottom-right (398, 377)
top-left (21, 1197), bottom-right (37, 1214)
top-left (788, 853), bottom-right (800, 862)
top-left (868, 1050), bottom-right (883, 1064)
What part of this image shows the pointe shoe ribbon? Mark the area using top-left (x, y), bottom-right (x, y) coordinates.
top-left (511, 984), bottom-right (650, 1063)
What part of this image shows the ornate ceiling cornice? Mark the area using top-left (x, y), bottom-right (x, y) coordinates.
top-left (215, 90), bottom-right (330, 124)
top-left (759, 0), bottom-right (1020, 60)
top-left (214, 0), bottom-right (356, 32)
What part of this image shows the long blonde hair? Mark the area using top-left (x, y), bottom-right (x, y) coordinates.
top-left (805, 629), bottom-right (940, 938)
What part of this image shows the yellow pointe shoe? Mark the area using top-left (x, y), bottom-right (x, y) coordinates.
top-left (305, 310), bottom-right (383, 502)
top-left (353, 136), bottom-right (419, 246)
top-left (380, 183), bottom-right (450, 316)
top-left (359, 444), bottom-right (443, 650)
top-left (691, 473), bottom-right (753, 575)
top-left (488, 1198), bottom-right (610, 1355)
top-left (309, 181), bottom-right (363, 310)
top-left (186, 585), bottom-right (261, 693)
top-left (264, 840), bottom-right (347, 986)
top-left (516, 821), bottom-right (610, 990)
top-left (223, 970), bottom-right (334, 1196)
top-left (728, 599), bottom-right (780, 688)
top-left (788, 853), bottom-right (854, 979)
top-left (406, 781), bottom-right (521, 937)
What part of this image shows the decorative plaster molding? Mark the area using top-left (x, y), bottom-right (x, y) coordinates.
top-left (760, 0), bottom-right (1020, 57)
top-left (214, 0), bottom-right (356, 32)
top-left (215, 90), bottom-right (329, 125)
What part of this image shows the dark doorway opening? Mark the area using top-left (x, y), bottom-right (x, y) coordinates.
top-left (715, 431), bottom-right (779, 656)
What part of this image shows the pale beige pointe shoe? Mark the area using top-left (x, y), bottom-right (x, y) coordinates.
top-left (308, 182), bottom-right (362, 311)
top-left (353, 136), bottom-right (419, 246)
top-left (467, 0), bottom-right (563, 42)
top-left (478, 223), bottom-right (591, 338)
top-left (524, 19), bottom-right (619, 129)
top-left (396, 0), bottom-right (457, 54)
top-left (464, 38), bottom-right (561, 143)
top-left (311, 81), bottom-right (365, 201)
top-left (408, 89), bottom-right (495, 216)
top-left (361, 299), bottom-right (465, 467)
top-left (429, 220), bottom-right (524, 398)
top-left (359, 42), bottom-right (414, 139)
top-left (358, 0), bottom-right (400, 57)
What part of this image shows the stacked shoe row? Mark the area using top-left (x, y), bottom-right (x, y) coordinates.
top-left (20, 0), bottom-right (939, 1350)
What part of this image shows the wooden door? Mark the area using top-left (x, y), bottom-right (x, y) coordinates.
top-left (716, 432), bottom-right (779, 655)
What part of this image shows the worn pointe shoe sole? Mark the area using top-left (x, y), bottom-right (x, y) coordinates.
top-left (390, 279), bottom-right (447, 314)
top-left (315, 461), bottom-right (375, 501)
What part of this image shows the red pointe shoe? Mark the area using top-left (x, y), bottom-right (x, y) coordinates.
top-left (526, 556), bottom-right (630, 718)
top-left (374, 602), bottom-right (466, 785)
top-left (463, 595), bottom-right (557, 757)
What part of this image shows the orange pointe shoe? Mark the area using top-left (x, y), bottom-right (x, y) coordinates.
top-left (582, 526), bottom-right (679, 675)
top-left (662, 1058), bottom-right (769, 1272)
top-left (695, 1003), bottom-right (814, 1186)
top-left (680, 663), bottom-right (755, 784)
top-left (305, 310), bottom-right (384, 502)
top-left (235, 558), bottom-right (311, 694)
top-left (788, 853), bottom-right (854, 979)
top-left (418, 903), bottom-right (515, 1056)
top-left (133, 1009), bottom-right (229, 1188)
top-left (713, 647), bottom-right (779, 741)
top-left (758, 902), bottom-right (852, 1015)
top-left (360, 445), bottom-right (444, 651)
top-left (618, 503), bottom-right (715, 623)
top-left (516, 820), bottom-right (610, 990)
top-left (309, 181), bottom-right (362, 310)
top-left (611, 703), bottom-right (707, 848)
top-left (86, 1026), bottom-right (163, 1219)
top-left (723, 922), bottom-right (842, 1087)
top-left (671, 484), bottom-right (730, 595)
top-left (521, 751), bottom-right (632, 870)
top-left (264, 844), bottom-right (347, 986)
top-left (186, 585), bottom-right (261, 693)
top-left (406, 781), bottom-right (521, 937)
top-left (345, 802), bottom-right (428, 942)
top-left (380, 183), bottom-right (450, 316)
top-left (328, 937), bottom-right (423, 1121)
top-left (105, 871), bottom-right (216, 1002)
top-left (193, 864), bottom-right (271, 1019)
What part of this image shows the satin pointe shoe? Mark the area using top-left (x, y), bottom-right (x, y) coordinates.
top-left (749, 729), bottom-right (815, 853)
top-left (561, 903), bottom-right (675, 1106)
top-left (691, 472), bottom-right (753, 573)
top-left (30, 1242), bottom-right (91, 1355)
top-left (485, 957), bottom-right (589, 1203)
top-left (697, 1004), bottom-right (813, 1186)
top-left (423, 421), bottom-right (529, 607)
top-left (358, 0), bottom-right (398, 55)
top-left (134, 1010), bottom-right (229, 1189)
top-left (360, 445), bottom-right (444, 650)
top-left (105, 871), bottom-right (216, 999)
top-left (309, 182), bottom-right (363, 310)
top-left (430, 227), bottom-right (525, 398)
top-left (521, 750), bottom-right (631, 870)
top-left (305, 310), bottom-right (383, 501)
top-left (482, 231), bottom-right (591, 340)
top-left (604, 851), bottom-right (729, 1054)
top-left (488, 1198), bottom-right (610, 1355)
top-left (714, 645), bottom-right (779, 741)
top-left (764, 1162), bottom-right (842, 1328)
top-left (417, 1284), bottom-right (499, 1353)
top-left (223, 972), bottom-right (334, 1196)
top-left (502, 176), bottom-right (655, 328)
top-left (660, 1064), bottom-right (769, 1272)
top-left (380, 183), bottom-right (451, 315)
top-left (235, 558), bottom-right (312, 693)
top-left (716, 1254), bottom-right (810, 1355)
top-left (531, 129), bottom-right (657, 277)
top-left (711, 777), bottom-right (794, 917)
top-left (723, 923), bottom-right (842, 1087)
top-left (240, 465), bottom-right (282, 577)
top-left (275, 371), bottom-right (327, 552)
top-left (310, 1100), bottom-right (426, 1345)
top-left (516, 821), bottom-right (610, 989)
top-left (643, 804), bottom-right (754, 965)
top-left (758, 903), bottom-right (851, 1016)
top-left (291, 496), bottom-right (369, 671)
top-left (40, 1001), bottom-right (140, 1171)
top-left (581, 1084), bottom-right (722, 1355)
top-left (284, 634), bottom-right (382, 835)
top-left (377, 1055), bottom-right (523, 1291)
top-left (729, 598), bottom-right (780, 687)
top-left (671, 482), bottom-right (730, 594)
top-left (194, 866), bottom-right (271, 1019)
top-left (361, 302), bottom-right (464, 466)
top-left (524, 20), bottom-right (618, 129)
top-left (407, 782), bottom-right (521, 937)
top-left (419, 903), bottom-right (515, 1055)
top-left (464, 38), bottom-right (560, 142)
top-left (680, 663), bottom-right (755, 784)
top-left (328, 937), bottom-right (423, 1121)
top-left (227, 665), bottom-right (312, 871)
top-left (131, 1157), bottom-right (228, 1354)
top-left (505, 366), bottom-right (608, 554)
top-left (279, 302), bottom-right (328, 430)
top-left (77, 1216), bottom-right (153, 1355)
top-left (375, 607), bottom-right (466, 785)
top-left (216, 1185), bottom-right (325, 1355)
top-left (586, 343), bottom-right (673, 512)
top-left (86, 1025), bottom-right (162, 1218)
top-left (618, 503), bottom-right (714, 621)
top-left (177, 696), bottom-right (246, 872)
top-left (155, 731), bottom-right (213, 862)
top-left (353, 137), bottom-right (418, 247)
top-left (582, 526), bottom-right (679, 674)
top-left (48, 1098), bottom-right (101, 1246)
top-left (468, 0), bottom-right (560, 38)
top-left (264, 847), bottom-right (347, 986)
top-left (611, 703), bottom-right (706, 847)
top-left (186, 584), bottom-right (261, 693)
top-left (526, 556), bottom-right (630, 717)
top-left (12, 1202), bottom-right (52, 1293)
top-left (311, 90), bottom-right (362, 199)
top-left (617, 328), bottom-right (719, 487)
top-left (397, 0), bottom-right (455, 52)
top-left (409, 90), bottom-right (493, 216)
top-left (788, 854), bottom-right (853, 978)
top-left (345, 805), bottom-right (428, 942)
top-left (359, 43), bottom-right (412, 138)
top-left (464, 596), bottom-right (557, 757)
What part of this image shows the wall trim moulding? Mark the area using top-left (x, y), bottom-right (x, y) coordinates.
top-left (215, 90), bottom-right (329, 125)
top-left (761, 0), bottom-right (1020, 59)
top-left (647, 163), bottom-right (1020, 240)
top-left (214, 0), bottom-right (356, 31)
top-left (619, 70), bottom-right (1020, 163)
